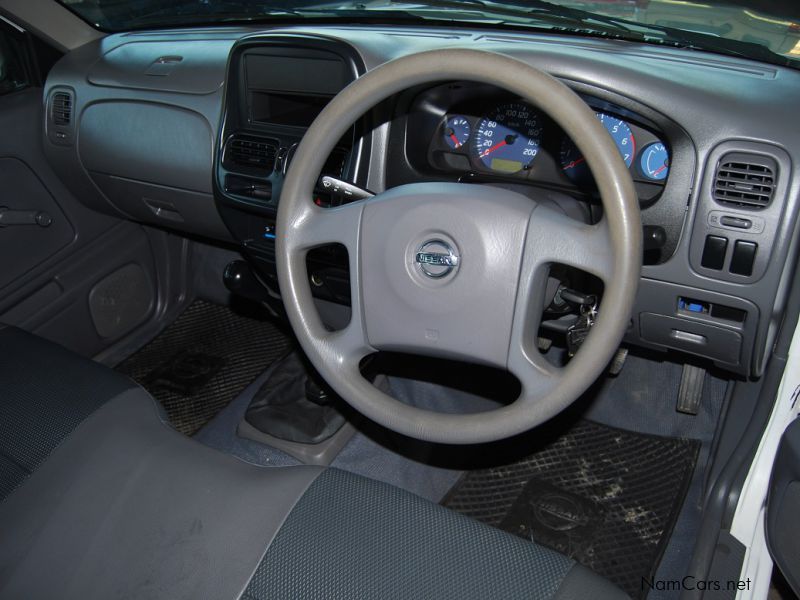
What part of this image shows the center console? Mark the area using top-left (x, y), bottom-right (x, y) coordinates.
top-left (214, 35), bottom-right (368, 305)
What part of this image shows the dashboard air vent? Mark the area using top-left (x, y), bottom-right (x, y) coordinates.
top-left (51, 92), bottom-right (73, 126)
top-left (323, 147), bottom-right (350, 179)
top-left (225, 135), bottom-right (278, 173)
top-left (713, 153), bottom-right (777, 209)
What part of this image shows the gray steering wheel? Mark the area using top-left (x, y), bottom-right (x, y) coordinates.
top-left (276, 49), bottom-right (641, 444)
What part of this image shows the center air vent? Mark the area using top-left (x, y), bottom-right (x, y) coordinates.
top-left (51, 92), bottom-right (73, 126)
top-left (324, 147), bottom-right (350, 179)
top-left (224, 135), bottom-right (278, 173)
top-left (713, 153), bottom-right (777, 209)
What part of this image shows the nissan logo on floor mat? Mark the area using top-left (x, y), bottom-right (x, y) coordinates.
top-left (500, 478), bottom-right (604, 559)
top-left (532, 492), bottom-right (590, 531)
top-left (145, 350), bottom-right (226, 395)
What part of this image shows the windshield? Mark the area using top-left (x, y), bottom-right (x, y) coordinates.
top-left (58, 0), bottom-right (800, 68)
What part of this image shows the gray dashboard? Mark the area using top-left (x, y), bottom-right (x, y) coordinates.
top-left (41, 25), bottom-right (800, 378)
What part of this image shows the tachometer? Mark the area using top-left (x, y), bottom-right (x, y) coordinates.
top-left (443, 115), bottom-right (471, 150)
top-left (473, 103), bottom-right (541, 173)
top-left (561, 112), bottom-right (635, 182)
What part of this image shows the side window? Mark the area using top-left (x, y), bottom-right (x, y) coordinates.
top-left (0, 18), bottom-right (31, 95)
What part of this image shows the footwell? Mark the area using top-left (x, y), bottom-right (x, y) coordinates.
top-left (116, 300), bottom-right (292, 435)
top-left (442, 420), bottom-right (699, 598)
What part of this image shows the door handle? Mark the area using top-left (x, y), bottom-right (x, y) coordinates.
top-left (0, 207), bottom-right (53, 228)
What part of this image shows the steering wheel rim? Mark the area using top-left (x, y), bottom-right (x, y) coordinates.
top-left (276, 49), bottom-right (641, 445)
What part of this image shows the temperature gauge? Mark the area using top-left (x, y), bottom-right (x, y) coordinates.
top-left (443, 115), bottom-right (471, 150)
top-left (640, 142), bottom-right (670, 181)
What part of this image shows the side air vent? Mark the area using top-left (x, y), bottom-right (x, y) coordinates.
top-left (47, 89), bottom-right (76, 146)
top-left (224, 135), bottom-right (278, 173)
top-left (713, 153), bottom-right (777, 209)
top-left (51, 92), bottom-right (73, 126)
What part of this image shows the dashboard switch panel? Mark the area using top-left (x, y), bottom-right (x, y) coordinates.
top-left (701, 235), bottom-right (728, 270)
top-left (730, 241), bottom-right (758, 276)
top-left (690, 142), bottom-right (790, 285)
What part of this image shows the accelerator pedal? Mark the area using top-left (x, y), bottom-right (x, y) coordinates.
top-left (677, 364), bottom-right (706, 415)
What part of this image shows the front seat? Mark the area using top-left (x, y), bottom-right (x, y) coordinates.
top-left (0, 325), bottom-right (628, 599)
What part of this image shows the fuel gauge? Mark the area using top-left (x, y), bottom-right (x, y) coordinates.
top-left (443, 115), bottom-right (470, 150)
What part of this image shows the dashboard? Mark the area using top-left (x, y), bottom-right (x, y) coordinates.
top-left (39, 25), bottom-right (800, 379)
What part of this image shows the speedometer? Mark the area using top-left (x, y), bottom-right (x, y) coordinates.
top-left (473, 103), bottom-right (541, 173)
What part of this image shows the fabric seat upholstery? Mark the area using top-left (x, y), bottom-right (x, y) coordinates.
top-left (0, 326), bottom-right (628, 599)
top-left (244, 467), bottom-right (625, 600)
top-left (0, 325), bottom-right (137, 500)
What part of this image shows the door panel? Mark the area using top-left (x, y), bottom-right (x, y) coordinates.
top-left (0, 62), bottom-right (169, 358)
top-left (0, 156), bottom-right (74, 288)
top-left (766, 417), bottom-right (800, 596)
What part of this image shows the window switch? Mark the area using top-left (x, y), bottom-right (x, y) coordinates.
top-left (730, 241), bottom-right (757, 276)
top-left (701, 235), bottom-right (728, 270)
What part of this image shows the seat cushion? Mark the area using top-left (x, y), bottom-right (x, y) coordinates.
top-left (0, 387), bottom-right (323, 600)
top-left (0, 326), bottom-right (137, 500)
top-left (244, 468), bottom-right (628, 600)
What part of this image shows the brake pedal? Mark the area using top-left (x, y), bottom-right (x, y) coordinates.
top-left (677, 364), bottom-right (706, 415)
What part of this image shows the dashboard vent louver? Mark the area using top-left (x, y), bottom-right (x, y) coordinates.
top-left (51, 92), bottom-right (73, 126)
top-left (225, 135), bottom-right (278, 173)
top-left (713, 154), bottom-right (776, 209)
top-left (324, 147), bottom-right (350, 179)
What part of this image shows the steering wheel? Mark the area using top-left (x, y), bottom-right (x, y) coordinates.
top-left (276, 49), bottom-right (641, 445)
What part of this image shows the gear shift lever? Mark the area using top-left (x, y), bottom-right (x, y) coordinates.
top-left (243, 352), bottom-right (346, 445)
top-left (305, 376), bottom-right (332, 406)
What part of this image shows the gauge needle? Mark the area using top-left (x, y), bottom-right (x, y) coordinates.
top-left (480, 140), bottom-right (507, 157)
top-left (450, 133), bottom-right (461, 148)
top-left (562, 157), bottom-right (586, 171)
top-left (653, 164), bottom-right (668, 176)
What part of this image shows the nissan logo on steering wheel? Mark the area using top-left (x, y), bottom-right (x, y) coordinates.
top-left (415, 240), bottom-right (460, 278)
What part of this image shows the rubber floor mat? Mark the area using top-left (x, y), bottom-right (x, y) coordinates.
top-left (442, 420), bottom-right (699, 598)
top-left (116, 300), bottom-right (292, 435)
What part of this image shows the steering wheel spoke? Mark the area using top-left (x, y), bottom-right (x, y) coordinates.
top-left (506, 243), bottom-right (562, 400)
top-left (525, 205), bottom-right (615, 284)
top-left (505, 206), bottom-right (616, 406)
top-left (319, 320), bottom-right (373, 368)
top-left (287, 199), bottom-right (374, 371)
top-left (290, 201), bottom-right (366, 253)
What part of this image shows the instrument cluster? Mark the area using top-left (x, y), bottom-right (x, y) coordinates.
top-left (417, 86), bottom-right (671, 203)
